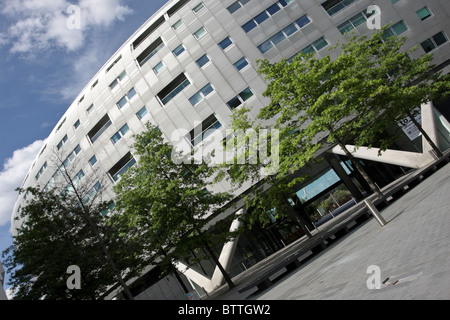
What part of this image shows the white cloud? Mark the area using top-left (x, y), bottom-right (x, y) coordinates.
top-left (80, 0), bottom-right (132, 27)
top-left (0, 140), bottom-right (45, 227)
top-left (1, 0), bottom-right (133, 54)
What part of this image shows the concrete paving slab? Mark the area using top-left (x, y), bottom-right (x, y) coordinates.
top-left (209, 160), bottom-right (450, 300)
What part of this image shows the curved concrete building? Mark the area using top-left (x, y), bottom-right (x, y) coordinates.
top-left (12, 0), bottom-right (450, 299)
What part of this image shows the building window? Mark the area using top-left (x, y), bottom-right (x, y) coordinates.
top-left (72, 169), bottom-right (85, 186)
top-left (226, 0), bottom-right (251, 14)
top-left (295, 15), bottom-right (311, 29)
top-left (192, 2), bottom-right (204, 13)
top-left (193, 26), bottom-right (207, 40)
top-left (82, 181), bottom-right (102, 203)
top-left (136, 106), bottom-right (149, 120)
top-left (416, 7), bottom-right (432, 21)
top-left (86, 104), bottom-right (94, 115)
top-left (382, 20), bottom-right (408, 40)
top-left (56, 118), bottom-right (66, 132)
top-left (111, 124), bottom-right (130, 144)
top-left (63, 144), bottom-right (81, 168)
top-left (117, 88), bottom-right (137, 109)
top-left (101, 201), bottom-right (116, 216)
top-left (258, 40), bottom-right (274, 54)
top-left (173, 44), bottom-right (186, 57)
top-left (298, 37), bottom-right (328, 56)
top-left (257, 15), bottom-right (311, 53)
top-left (172, 19), bottom-right (184, 30)
top-left (153, 61), bottom-right (165, 75)
top-left (226, 87), bottom-right (254, 110)
top-left (196, 54), bottom-right (210, 68)
top-left (391, 21), bottom-right (408, 35)
top-left (35, 162), bottom-right (48, 181)
top-left (157, 73), bottom-right (191, 105)
top-left (137, 37), bottom-right (165, 67)
top-left (189, 83), bottom-right (214, 106)
top-left (88, 114), bottom-right (112, 143)
top-left (242, 0), bottom-right (295, 33)
top-left (106, 55), bottom-right (122, 73)
top-left (337, 11), bottom-right (367, 34)
top-left (188, 114), bottom-right (222, 147)
top-left (57, 134), bottom-right (68, 151)
top-left (219, 37), bottom-right (233, 50)
top-left (132, 15), bottom-right (166, 50)
top-left (167, 0), bottom-right (190, 17)
top-left (109, 70), bottom-right (127, 90)
top-left (322, 0), bottom-right (357, 16)
top-left (421, 31), bottom-right (448, 53)
top-left (109, 152), bottom-right (136, 182)
top-left (89, 155), bottom-right (98, 167)
top-left (234, 57), bottom-right (249, 71)
top-left (74, 119), bottom-right (81, 130)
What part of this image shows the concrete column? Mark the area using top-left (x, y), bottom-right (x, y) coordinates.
top-left (174, 208), bottom-right (246, 293)
top-left (421, 101), bottom-right (440, 155)
top-left (330, 101), bottom-right (450, 169)
top-left (325, 154), bottom-right (364, 201)
top-left (210, 208), bottom-right (245, 289)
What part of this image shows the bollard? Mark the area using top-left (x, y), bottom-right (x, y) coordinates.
top-left (364, 200), bottom-right (387, 227)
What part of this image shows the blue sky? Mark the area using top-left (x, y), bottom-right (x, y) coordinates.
top-left (0, 0), bottom-right (168, 293)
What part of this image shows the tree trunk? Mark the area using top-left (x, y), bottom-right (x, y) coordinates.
top-left (407, 111), bottom-right (443, 158)
top-left (161, 248), bottom-right (190, 294)
top-left (286, 202), bottom-right (313, 238)
top-left (173, 268), bottom-right (190, 294)
top-left (83, 212), bottom-right (135, 300)
top-left (61, 165), bottom-right (135, 300)
top-left (336, 141), bottom-right (384, 200)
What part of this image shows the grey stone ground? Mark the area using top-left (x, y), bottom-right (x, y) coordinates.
top-left (211, 162), bottom-right (450, 300)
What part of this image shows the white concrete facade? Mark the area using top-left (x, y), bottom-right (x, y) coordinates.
top-left (11, 0), bottom-right (450, 297)
top-left (0, 261), bottom-right (7, 300)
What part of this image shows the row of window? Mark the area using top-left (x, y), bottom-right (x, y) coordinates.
top-left (43, 144), bottom-right (81, 191)
top-left (226, 0), bottom-right (251, 14)
top-left (66, 0), bottom-right (202, 141)
top-left (286, 36), bottom-right (329, 62)
top-left (189, 114), bottom-right (223, 147)
top-left (87, 109), bottom-right (145, 146)
top-left (257, 15), bottom-right (312, 54)
top-left (421, 31), bottom-right (448, 53)
top-left (38, 0), bottom-right (448, 202)
top-left (241, 0), bottom-right (295, 33)
top-left (322, 0), bottom-right (358, 17)
top-left (335, 4), bottom-right (447, 54)
top-left (228, 0), bottom-right (358, 18)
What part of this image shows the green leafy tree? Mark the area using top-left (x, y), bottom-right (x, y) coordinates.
top-left (217, 107), bottom-right (314, 238)
top-left (2, 159), bottom-right (139, 300)
top-left (113, 124), bottom-right (236, 289)
top-left (228, 28), bottom-right (449, 207)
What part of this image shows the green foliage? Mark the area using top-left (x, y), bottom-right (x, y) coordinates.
top-left (219, 27), bottom-right (450, 223)
top-left (113, 123), bottom-right (235, 273)
top-left (258, 28), bottom-right (449, 155)
top-left (2, 187), bottom-right (139, 300)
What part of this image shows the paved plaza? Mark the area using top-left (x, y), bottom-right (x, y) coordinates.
top-left (209, 160), bottom-right (450, 300)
